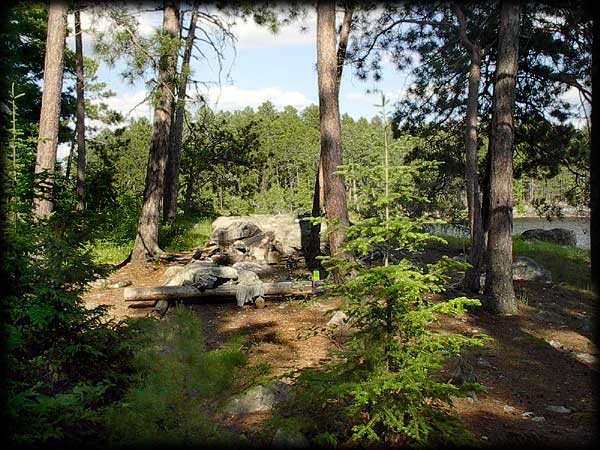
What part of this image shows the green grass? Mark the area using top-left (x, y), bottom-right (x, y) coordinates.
top-left (512, 236), bottom-right (591, 291)
top-left (436, 234), bottom-right (470, 251)
top-left (104, 305), bottom-right (269, 447)
top-left (159, 215), bottom-right (211, 253)
top-left (90, 239), bottom-right (133, 266)
top-left (89, 214), bottom-right (211, 266)
top-left (433, 233), bottom-right (591, 292)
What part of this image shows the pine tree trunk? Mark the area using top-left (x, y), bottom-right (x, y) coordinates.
top-left (484, 0), bottom-right (520, 314)
top-left (75, 7), bottom-right (86, 211)
top-left (463, 49), bottom-right (485, 292)
top-left (33, 0), bottom-right (68, 219)
top-left (163, 4), bottom-right (197, 224)
top-left (131, 0), bottom-right (180, 262)
top-left (317, 0), bottom-right (350, 282)
top-left (307, 5), bottom-right (353, 272)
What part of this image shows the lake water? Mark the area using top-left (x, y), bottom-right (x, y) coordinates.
top-left (427, 216), bottom-right (590, 250)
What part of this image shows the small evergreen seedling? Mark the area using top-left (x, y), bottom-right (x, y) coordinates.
top-left (295, 127), bottom-right (489, 446)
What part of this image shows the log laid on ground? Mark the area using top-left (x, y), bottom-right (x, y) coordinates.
top-left (124, 281), bottom-right (314, 303)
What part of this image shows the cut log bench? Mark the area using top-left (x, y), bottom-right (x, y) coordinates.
top-left (124, 281), bottom-right (314, 308)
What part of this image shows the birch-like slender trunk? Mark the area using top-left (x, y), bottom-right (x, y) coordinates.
top-left (33, 0), bottom-right (68, 219)
top-left (75, 7), bottom-right (86, 211)
top-left (163, 4), bottom-right (198, 223)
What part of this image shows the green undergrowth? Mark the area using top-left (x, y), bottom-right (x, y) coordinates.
top-left (90, 239), bottom-right (134, 266)
top-left (104, 305), bottom-right (269, 447)
top-left (434, 234), bottom-right (591, 292)
top-left (90, 214), bottom-right (211, 265)
top-left (159, 215), bottom-right (211, 253)
top-left (512, 236), bottom-right (591, 292)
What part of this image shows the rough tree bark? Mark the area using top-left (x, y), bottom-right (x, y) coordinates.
top-left (75, 6), bottom-right (86, 211)
top-left (484, 0), bottom-right (521, 314)
top-left (33, 0), bottom-right (68, 219)
top-left (131, 0), bottom-right (180, 262)
top-left (308, 3), bottom-right (353, 273)
top-left (453, 3), bottom-right (485, 292)
top-left (163, 4), bottom-right (198, 223)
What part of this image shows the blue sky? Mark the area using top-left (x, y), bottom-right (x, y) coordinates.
top-left (59, 5), bottom-right (586, 159)
top-left (67, 6), bottom-right (412, 125)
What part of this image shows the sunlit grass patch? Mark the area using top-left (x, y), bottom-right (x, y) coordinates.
top-left (160, 216), bottom-right (211, 253)
top-left (432, 233), bottom-right (591, 292)
top-left (513, 236), bottom-right (591, 292)
top-left (90, 239), bottom-right (133, 266)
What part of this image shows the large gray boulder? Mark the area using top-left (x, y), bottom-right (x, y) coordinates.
top-left (521, 228), bottom-right (576, 247)
top-left (512, 256), bottom-right (552, 282)
top-left (197, 214), bottom-right (327, 264)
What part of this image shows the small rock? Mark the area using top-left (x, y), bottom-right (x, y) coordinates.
top-left (327, 311), bottom-right (348, 327)
top-left (89, 278), bottom-right (108, 289)
top-left (162, 265), bottom-right (185, 280)
top-left (503, 405), bottom-right (516, 413)
top-left (153, 300), bottom-right (169, 317)
top-left (271, 428), bottom-right (310, 448)
top-left (232, 261), bottom-right (270, 275)
top-left (545, 405), bottom-right (572, 414)
top-left (522, 412), bottom-right (535, 418)
top-left (546, 339), bottom-right (562, 350)
top-left (107, 280), bottom-right (131, 289)
top-left (574, 352), bottom-right (597, 365)
top-left (255, 297), bottom-right (265, 309)
top-left (512, 256), bottom-right (552, 282)
top-left (531, 416), bottom-right (546, 423)
top-left (224, 382), bottom-right (292, 415)
top-left (210, 252), bottom-right (230, 265)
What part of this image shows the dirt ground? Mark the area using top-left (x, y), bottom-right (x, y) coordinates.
top-left (82, 249), bottom-right (597, 448)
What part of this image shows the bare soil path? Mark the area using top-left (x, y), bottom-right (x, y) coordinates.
top-left (82, 250), bottom-right (597, 448)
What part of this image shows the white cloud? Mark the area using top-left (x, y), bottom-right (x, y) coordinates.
top-left (66, 7), bottom-right (161, 55)
top-left (200, 85), bottom-right (315, 111)
top-left (101, 90), bottom-right (153, 121)
top-left (231, 14), bottom-right (316, 50)
top-left (345, 89), bottom-right (406, 104)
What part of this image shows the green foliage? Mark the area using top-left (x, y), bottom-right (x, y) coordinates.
top-left (159, 215), bottom-right (211, 253)
top-left (287, 162), bottom-right (488, 445)
top-left (104, 305), bottom-right (269, 447)
top-left (3, 89), bottom-right (139, 447)
top-left (513, 236), bottom-right (591, 291)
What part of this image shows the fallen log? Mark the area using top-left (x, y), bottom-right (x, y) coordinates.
top-left (124, 281), bottom-right (314, 303)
